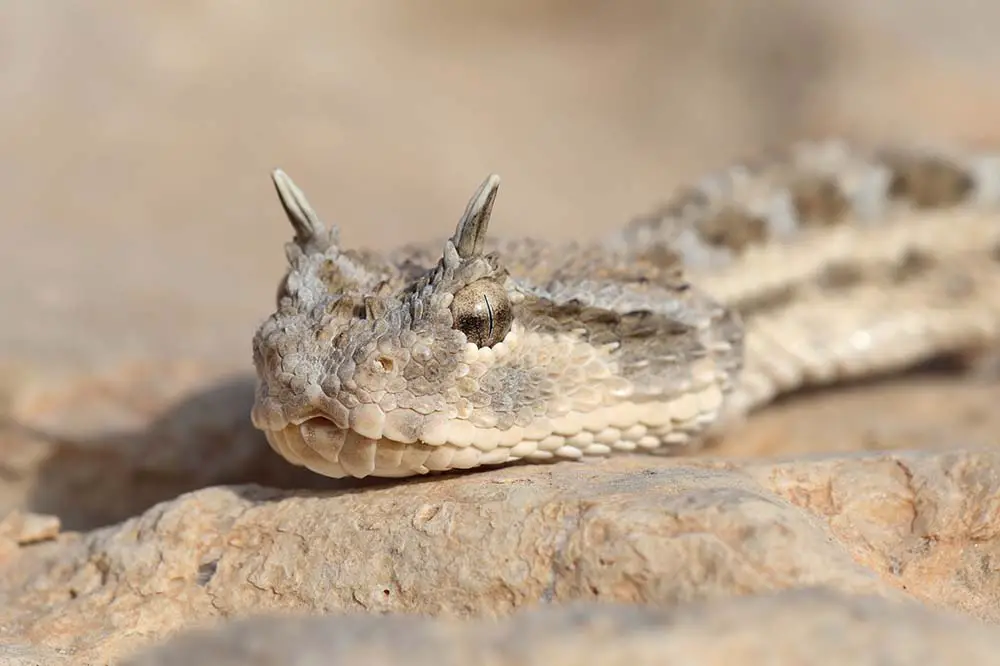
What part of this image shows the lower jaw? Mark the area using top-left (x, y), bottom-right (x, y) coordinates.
top-left (263, 420), bottom-right (522, 479)
top-left (262, 412), bottom-right (708, 479)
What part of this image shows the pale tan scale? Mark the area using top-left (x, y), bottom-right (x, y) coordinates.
top-left (578, 408), bottom-right (611, 433)
top-left (277, 429), bottom-right (346, 478)
top-left (554, 445), bottom-right (584, 460)
top-left (622, 423), bottom-right (648, 441)
top-left (381, 408), bottom-right (418, 444)
top-left (524, 450), bottom-right (554, 461)
top-left (401, 444), bottom-right (432, 474)
top-left (604, 377), bottom-right (634, 399)
top-left (639, 404), bottom-right (673, 429)
top-left (547, 396), bottom-right (575, 417)
top-left (696, 385), bottom-right (725, 414)
top-left (513, 408), bottom-right (536, 428)
top-left (470, 427), bottom-right (500, 451)
top-left (522, 420), bottom-right (553, 441)
top-left (663, 430), bottom-right (692, 445)
top-left (571, 381), bottom-right (604, 403)
top-left (379, 392), bottom-right (398, 413)
top-left (667, 393), bottom-right (702, 423)
top-left (498, 426), bottom-right (525, 447)
top-left (445, 420), bottom-right (476, 448)
top-left (609, 439), bottom-right (638, 452)
top-left (508, 439), bottom-right (538, 458)
top-left (447, 447), bottom-right (482, 469)
top-left (550, 413), bottom-right (584, 437)
top-left (286, 428), bottom-right (323, 466)
top-left (689, 358), bottom-right (722, 387)
top-left (469, 409), bottom-right (498, 429)
top-left (478, 448), bottom-right (514, 466)
top-left (423, 446), bottom-right (456, 471)
top-left (373, 439), bottom-right (406, 473)
top-left (338, 434), bottom-right (378, 478)
top-left (566, 431), bottom-right (595, 447)
top-left (454, 399), bottom-right (474, 419)
top-left (607, 403), bottom-right (642, 429)
top-left (594, 428), bottom-right (622, 445)
top-left (538, 435), bottom-right (566, 452)
top-left (302, 457), bottom-right (349, 479)
top-left (637, 436), bottom-right (661, 450)
top-left (350, 403), bottom-right (386, 440)
top-left (582, 358), bottom-right (613, 381)
top-left (299, 420), bottom-right (347, 462)
top-left (252, 141), bottom-right (1000, 479)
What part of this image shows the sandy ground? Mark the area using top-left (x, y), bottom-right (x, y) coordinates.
top-left (3, 1), bottom-right (1000, 368)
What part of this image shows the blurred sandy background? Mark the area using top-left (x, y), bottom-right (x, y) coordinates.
top-left (3, 1), bottom-right (1000, 370)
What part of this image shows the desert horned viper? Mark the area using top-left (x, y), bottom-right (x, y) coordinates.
top-left (250, 139), bottom-right (1000, 479)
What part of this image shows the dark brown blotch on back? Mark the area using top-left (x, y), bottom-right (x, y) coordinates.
top-left (694, 206), bottom-right (769, 253)
top-left (816, 262), bottom-right (865, 290)
top-left (790, 175), bottom-right (850, 226)
top-left (891, 249), bottom-right (937, 283)
top-left (734, 284), bottom-right (798, 315)
top-left (518, 297), bottom-right (692, 347)
top-left (632, 243), bottom-right (684, 270)
top-left (812, 249), bottom-right (938, 298)
top-left (625, 244), bottom-right (687, 287)
top-left (551, 242), bottom-right (687, 290)
top-left (883, 153), bottom-right (974, 208)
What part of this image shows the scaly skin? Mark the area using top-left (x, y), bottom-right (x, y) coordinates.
top-left (250, 139), bottom-right (1000, 479)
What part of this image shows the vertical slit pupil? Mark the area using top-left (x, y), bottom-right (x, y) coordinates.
top-left (483, 294), bottom-right (494, 336)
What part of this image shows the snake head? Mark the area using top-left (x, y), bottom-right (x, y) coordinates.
top-left (251, 170), bottom-right (738, 479)
top-left (251, 171), bottom-right (532, 478)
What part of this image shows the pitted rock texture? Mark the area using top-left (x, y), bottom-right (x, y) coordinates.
top-left (123, 590), bottom-right (1000, 666)
top-left (1, 441), bottom-right (999, 663)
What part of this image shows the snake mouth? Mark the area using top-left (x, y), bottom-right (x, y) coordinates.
top-left (262, 417), bottom-right (521, 479)
top-left (258, 381), bottom-right (729, 479)
top-left (253, 368), bottom-right (730, 479)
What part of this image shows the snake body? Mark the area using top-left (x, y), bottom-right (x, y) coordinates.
top-left (250, 139), bottom-right (1000, 479)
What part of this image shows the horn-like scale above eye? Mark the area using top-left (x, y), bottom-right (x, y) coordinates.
top-left (450, 279), bottom-right (513, 348)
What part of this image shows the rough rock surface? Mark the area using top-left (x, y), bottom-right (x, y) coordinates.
top-left (123, 590), bottom-right (1000, 666)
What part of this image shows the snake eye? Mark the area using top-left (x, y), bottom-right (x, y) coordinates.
top-left (450, 279), bottom-right (512, 347)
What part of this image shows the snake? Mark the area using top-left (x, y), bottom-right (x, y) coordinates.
top-left (249, 139), bottom-right (1000, 479)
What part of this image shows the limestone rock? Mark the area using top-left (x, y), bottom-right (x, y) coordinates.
top-left (1, 447), bottom-right (999, 663)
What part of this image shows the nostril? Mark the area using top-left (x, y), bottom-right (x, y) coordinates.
top-left (377, 356), bottom-right (394, 372)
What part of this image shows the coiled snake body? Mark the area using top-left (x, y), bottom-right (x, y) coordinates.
top-left (250, 140), bottom-right (1000, 479)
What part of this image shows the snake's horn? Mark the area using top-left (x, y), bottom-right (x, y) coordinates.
top-left (452, 174), bottom-right (500, 259)
top-left (271, 169), bottom-right (338, 250)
